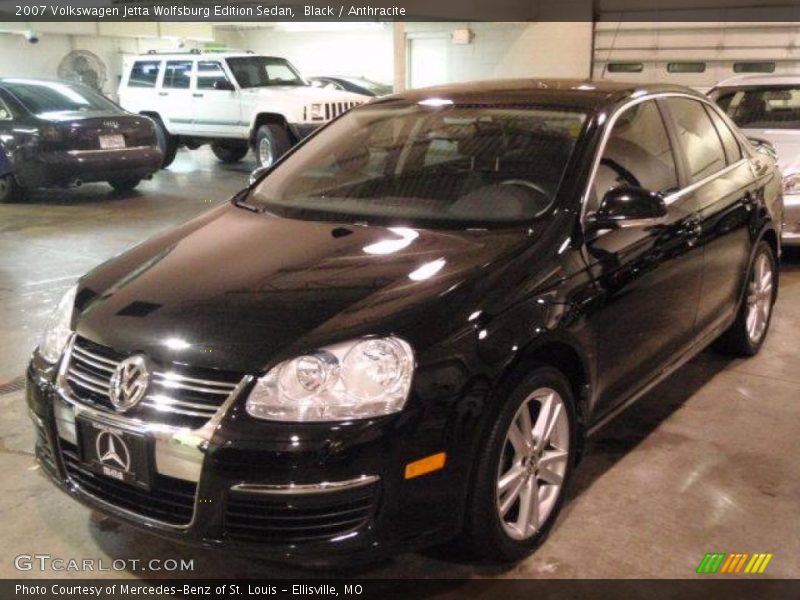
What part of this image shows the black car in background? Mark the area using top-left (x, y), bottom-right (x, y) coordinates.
top-left (0, 78), bottom-right (162, 202)
top-left (309, 75), bottom-right (393, 97)
top-left (27, 80), bottom-right (781, 565)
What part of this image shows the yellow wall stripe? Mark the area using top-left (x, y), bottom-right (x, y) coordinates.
top-left (744, 554), bottom-right (759, 573)
top-left (758, 554), bottom-right (773, 573)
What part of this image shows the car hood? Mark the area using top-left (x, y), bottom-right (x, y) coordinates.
top-left (742, 127), bottom-right (800, 175)
top-left (75, 204), bottom-right (532, 374)
top-left (240, 85), bottom-right (370, 103)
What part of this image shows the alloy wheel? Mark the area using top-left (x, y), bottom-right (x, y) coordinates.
top-left (496, 387), bottom-right (570, 540)
top-left (745, 251), bottom-right (774, 345)
top-left (258, 137), bottom-right (274, 168)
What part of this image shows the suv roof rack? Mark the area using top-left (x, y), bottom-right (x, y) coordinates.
top-left (145, 49), bottom-right (202, 55)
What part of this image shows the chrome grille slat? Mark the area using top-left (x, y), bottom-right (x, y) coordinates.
top-left (65, 337), bottom-right (245, 428)
top-left (67, 372), bottom-right (110, 396)
top-left (72, 344), bottom-right (119, 367)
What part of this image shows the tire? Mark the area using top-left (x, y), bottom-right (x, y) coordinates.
top-left (462, 364), bottom-right (577, 563)
top-left (108, 177), bottom-right (141, 192)
top-left (0, 172), bottom-right (21, 203)
top-left (254, 123), bottom-right (291, 168)
top-left (210, 141), bottom-right (249, 163)
top-left (150, 116), bottom-right (178, 169)
top-left (714, 240), bottom-right (777, 356)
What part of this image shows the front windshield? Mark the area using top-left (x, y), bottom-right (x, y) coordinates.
top-left (344, 77), bottom-right (392, 95)
top-left (226, 57), bottom-right (306, 88)
top-left (715, 86), bottom-right (800, 129)
top-left (3, 80), bottom-right (117, 115)
top-left (247, 101), bottom-right (586, 226)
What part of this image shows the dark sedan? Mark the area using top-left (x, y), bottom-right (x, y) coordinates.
top-left (309, 75), bottom-right (393, 97)
top-left (0, 78), bottom-right (162, 202)
top-left (27, 80), bottom-right (781, 565)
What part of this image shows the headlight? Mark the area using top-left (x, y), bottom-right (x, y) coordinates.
top-left (783, 173), bottom-right (800, 195)
top-left (309, 103), bottom-right (325, 121)
top-left (246, 337), bottom-right (414, 422)
top-left (39, 285), bottom-right (77, 363)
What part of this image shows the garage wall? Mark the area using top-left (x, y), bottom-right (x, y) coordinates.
top-left (215, 26), bottom-right (394, 84)
top-left (403, 22), bottom-right (593, 89)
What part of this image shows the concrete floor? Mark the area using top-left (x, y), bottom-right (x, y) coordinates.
top-left (0, 148), bottom-right (798, 582)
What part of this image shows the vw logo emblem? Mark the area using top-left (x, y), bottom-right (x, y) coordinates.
top-left (95, 430), bottom-right (131, 471)
top-left (108, 355), bottom-right (150, 412)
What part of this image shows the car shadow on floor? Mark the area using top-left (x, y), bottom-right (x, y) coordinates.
top-left (4, 185), bottom-right (143, 206)
top-left (81, 349), bottom-right (733, 586)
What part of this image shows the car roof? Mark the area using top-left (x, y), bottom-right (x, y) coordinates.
top-left (132, 52), bottom-right (279, 60)
top-left (375, 79), bottom-right (703, 112)
top-left (714, 74), bottom-right (800, 88)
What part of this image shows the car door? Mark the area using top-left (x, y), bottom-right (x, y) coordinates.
top-left (661, 97), bottom-right (755, 336)
top-left (583, 98), bottom-right (705, 417)
top-left (160, 59), bottom-right (195, 135)
top-left (191, 60), bottom-right (243, 138)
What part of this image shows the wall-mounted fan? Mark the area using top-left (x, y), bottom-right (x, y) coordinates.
top-left (57, 50), bottom-right (108, 92)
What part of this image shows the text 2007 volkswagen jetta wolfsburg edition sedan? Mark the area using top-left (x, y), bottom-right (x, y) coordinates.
top-left (28, 80), bottom-right (781, 565)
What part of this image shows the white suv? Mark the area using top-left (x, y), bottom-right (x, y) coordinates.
top-left (118, 51), bottom-right (369, 168)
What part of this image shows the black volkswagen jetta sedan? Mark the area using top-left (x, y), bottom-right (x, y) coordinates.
top-left (0, 78), bottom-right (161, 202)
top-left (27, 80), bottom-right (781, 565)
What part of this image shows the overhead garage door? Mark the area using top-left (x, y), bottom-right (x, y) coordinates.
top-left (593, 4), bottom-right (800, 92)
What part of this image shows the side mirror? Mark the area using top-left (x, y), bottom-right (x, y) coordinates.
top-left (213, 79), bottom-right (236, 92)
top-left (746, 136), bottom-right (777, 160)
top-left (589, 186), bottom-right (667, 229)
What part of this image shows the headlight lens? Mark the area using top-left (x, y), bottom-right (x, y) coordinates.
top-left (783, 173), bottom-right (800, 195)
top-left (246, 337), bottom-right (414, 422)
top-left (39, 285), bottom-right (77, 363)
top-left (309, 103), bottom-right (325, 121)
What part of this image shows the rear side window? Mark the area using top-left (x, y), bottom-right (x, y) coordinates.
top-left (705, 106), bottom-right (742, 164)
top-left (196, 61), bottom-right (230, 90)
top-left (128, 61), bottom-right (160, 88)
top-left (593, 100), bottom-right (678, 207)
top-left (163, 61), bottom-right (193, 89)
top-left (665, 98), bottom-right (727, 184)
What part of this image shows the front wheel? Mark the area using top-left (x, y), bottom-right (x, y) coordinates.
top-left (108, 177), bottom-right (141, 192)
top-left (254, 124), bottom-right (291, 168)
top-left (210, 141), bottom-right (249, 163)
top-left (462, 365), bottom-right (576, 562)
top-left (0, 173), bottom-right (21, 203)
top-left (715, 241), bottom-right (777, 356)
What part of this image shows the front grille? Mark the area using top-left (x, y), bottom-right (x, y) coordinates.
top-left (324, 101), bottom-right (360, 121)
top-left (60, 439), bottom-right (196, 526)
top-left (64, 336), bottom-right (244, 429)
top-left (224, 484), bottom-right (377, 544)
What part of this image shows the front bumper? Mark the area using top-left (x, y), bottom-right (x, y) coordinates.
top-left (13, 146), bottom-right (163, 189)
top-left (783, 193), bottom-right (800, 246)
top-left (26, 349), bottom-right (484, 565)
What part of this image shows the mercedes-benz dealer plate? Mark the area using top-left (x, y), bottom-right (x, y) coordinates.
top-left (76, 417), bottom-right (151, 489)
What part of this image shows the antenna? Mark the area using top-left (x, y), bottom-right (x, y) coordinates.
top-left (601, 12), bottom-right (624, 80)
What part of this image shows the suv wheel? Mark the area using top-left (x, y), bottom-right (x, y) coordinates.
top-left (211, 141), bottom-right (249, 164)
top-left (150, 116), bottom-right (178, 169)
top-left (254, 124), bottom-right (290, 168)
top-left (463, 364), bottom-right (576, 562)
top-left (0, 173), bottom-right (21, 203)
top-left (715, 240), bottom-right (777, 356)
top-left (108, 177), bottom-right (141, 192)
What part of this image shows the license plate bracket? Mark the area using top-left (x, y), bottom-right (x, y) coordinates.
top-left (76, 417), bottom-right (152, 490)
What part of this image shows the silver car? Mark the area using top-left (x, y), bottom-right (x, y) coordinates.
top-left (709, 74), bottom-right (800, 246)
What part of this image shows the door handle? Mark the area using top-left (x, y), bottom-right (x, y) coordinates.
top-left (193, 93), bottom-right (204, 98)
top-left (158, 92), bottom-right (168, 96)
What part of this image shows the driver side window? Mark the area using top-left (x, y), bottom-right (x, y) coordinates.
top-left (591, 100), bottom-right (678, 211)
